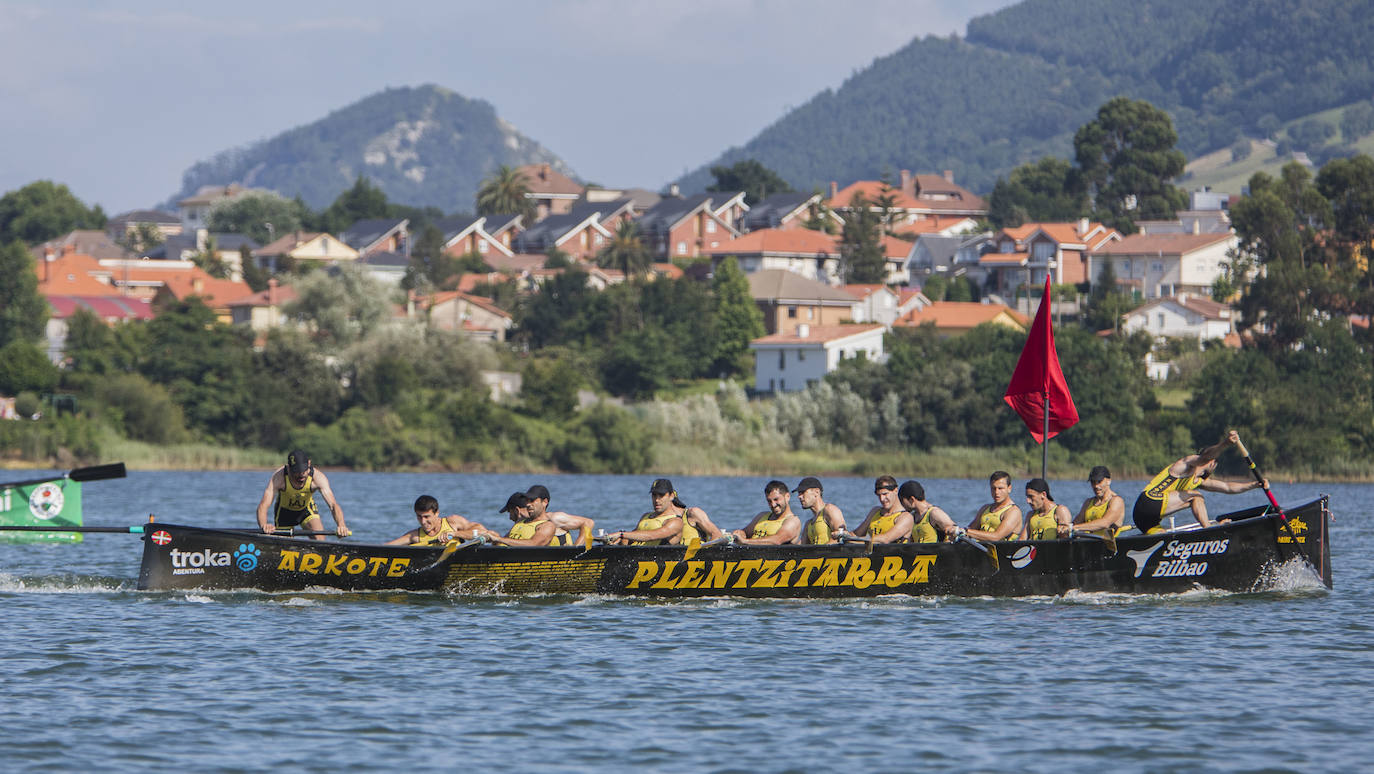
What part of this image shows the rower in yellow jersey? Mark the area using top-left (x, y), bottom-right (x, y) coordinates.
top-left (608, 479), bottom-right (721, 546)
top-left (484, 492), bottom-right (561, 546)
top-left (255, 449), bottom-right (349, 540)
top-left (1071, 466), bottom-right (1125, 537)
top-left (854, 475), bottom-right (914, 544)
top-left (794, 477), bottom-right (846, 545)
top-left (1132, 430), bottom-right (1266, 533)
top-left (896, 480), bottom-right (956, 543)
top-left (1023, 478), bottom-right (1072, 540)
top-left (386, 495), bottom-right (486, 545)
top-left (523, 485), bottom-right (592, 547)
top-left (732, 480), bottom-right (802, 545)
top-left (963, 470), bottom-right (1022, 541)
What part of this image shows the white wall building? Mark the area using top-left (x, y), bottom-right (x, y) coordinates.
top-left (1122, 293), bottom-right (1235, 341)
top-left (750, 323), bottom-right (886, 394)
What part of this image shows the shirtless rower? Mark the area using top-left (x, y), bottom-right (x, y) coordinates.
top-left (795, 476), bottom-right (845, 545)
top-left (853, 475), bottom-right (913, 544)
top-left (386, 495), bottom-right (485, 546)
top-left (255, 449), bottom-right (349, 540)
top-left (1071, 466), bottom-right (1125, 537)
top-left (1132, 430), bottom-right (1266, 533)
top-left (524, 484), bottom-right (592, 546)
top-left (961, 470), bottom-right (1022, 541)
top-left (732, 480), bottom-right (802, 545)
top-left (608, 479), bottom-right (720, 545)
top-left (1022, 478), bottom-right (1072, 540)
top-left (897, 480), bottom-right (955, 543)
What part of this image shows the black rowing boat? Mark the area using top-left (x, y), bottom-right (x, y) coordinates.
top-left (135, 497), bottom-right (1332, 596)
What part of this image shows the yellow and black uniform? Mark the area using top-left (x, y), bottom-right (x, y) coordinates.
top-left (976, 501), bottom-right (1016, 539)
top-left (1026, 509), bottom-right (1059, 540)
top-left (506, 518), bottom-right (554, 544)
top-left (866, 511), bottom-right (908, 542)
top-left (550, 530), bottom-right (573, 547)
top-left (274, 470), bottom-right (319, 528)
top-left (1133, 467), bottom-right (1207, 533)
top-left (412, 518), bottom-right (459, 546)
top-left (681, 517), bottom-right (703, 545)
top-left (1078, 496), bottom-right (1119, 537)
top-left (630, 512), bottom-right (681, 545)
top-left (910, 506), bottom-right (939, 544)
top-left (749, 513), bottom-right (789, 540)
top-left (805, 513), bottom-right (834, 545)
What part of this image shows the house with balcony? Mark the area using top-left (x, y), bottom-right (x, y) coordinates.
top-left (980, 220), bottom-right (1121, 297)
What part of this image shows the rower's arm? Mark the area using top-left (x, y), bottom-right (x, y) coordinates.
top-left (255, 471), bottom-right (281, 532)
top-left (312, 470), bottom-right (348, 534)
top-left (731, 513), bottom-right (766, 541)
top-left (1199, 478), bottom-right (1264, 495)
top-left (615, 516), bottom-right (683, 544)
top-left (967, 507), bottom-right (1021, 541)
top-left (686, 508), bottom-right (723, 540)
top-left (1073, 496), bottom-right (1125, 533)
top-left (492, 521), bottom-right (559, 547)
top-left (385, 529), bottom-right (419, 546)
top-left (554, 513), bottom-right (594, 545)
top-left (824, 504), bottom-right (847, 533)
top-left (446, 516), bottom-right (484, 540)
top-left (927, 507), bottom-right (956, 535)
top-left (737, 515), bottom-right (801, 545)
top-left (872, 512), bottom-right (914, 544)
top-left (854, 509), bottom-right (879, 537)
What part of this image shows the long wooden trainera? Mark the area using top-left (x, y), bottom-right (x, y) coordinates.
top-left (137, 497), bottom-right (1332, 596)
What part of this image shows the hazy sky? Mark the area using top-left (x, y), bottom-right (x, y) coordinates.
top-left (0, 0), bottom-right (1016, 214)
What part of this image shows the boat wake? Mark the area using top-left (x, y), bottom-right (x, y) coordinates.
top-left (1251, 556), bottom-right (1327, 593)
top-left (0, 571), bottom-right (131, 594)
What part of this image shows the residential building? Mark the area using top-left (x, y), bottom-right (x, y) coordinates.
top-left (512, 205), bottom-right (612, 260)
top-left (33, 230), bottom-right (133, 262)
top-left (1137, 210), bottom-right (1233, 236)
top-left (356, 251), bottom-right (410, 286)
top-left (708, 191), bottom-right (748, 232)
top-left (151, 272), bottom-right (256, 322)
top-left (436, 215), bottom-right (515, 258)
top-left (176, 184), bottom-right (263, 234)
top-left (341, 218), bottom-right (409, 257)
top-left (740, 192), bottom-right (828, 233)
top-left (44, 295), bottom-right (154, 364)
top-left (106, 209), bottom-right (182, 242)
top-left (1093, 232), bottom-right (1237, 299)
top-left (892, 301), bottom-right (1028, 336)
top-left (635, 193), bottom-right (740, 260)
top-left (517, 163), bottom-right (584, 220)
top-left (980, 220), bottom-right (1121, 297)
top-left (748, 269), bottom-right (859, 335)
top-left (226, 280), bottom-right (297, 333)
top-left (827, 169), bottom-right (987, 225)
top-left (1122, 293), bottom-right (1235, 340)
top-left (422, 291), bottom-right (513, 342)
top-left (704, 228), bottom-right (842, 284)
top-left (750, 323), bottom-right (886, 394)
top-left (252, 232), bottom-right (358, 273)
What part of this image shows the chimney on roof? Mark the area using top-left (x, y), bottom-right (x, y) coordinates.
top-left (668, 183), bottom-right (681, 198)
top-left (943, 170), bottom-right (954, 184)
top-left (829, 181), bottom-right (838, 200)
top-left (797, 323), bottom-right (810, 339)
top-left (1192, 219), bottom-right (1200, 235)
top-left (541, 163), bottom-right (551, 181)
top-left (267, 277), bottom-right (277, 307)
top-left (900, 169), bottom-right (912, 194)
top-left (1077, 217), bottom-right (1089, 236)
top-left (192, 277), bottom-right (204, 293)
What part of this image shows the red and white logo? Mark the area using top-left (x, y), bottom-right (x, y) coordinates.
top-left (1010, 545), bottom-right (1037, 569)
top-left (151, 530), bottom-right (172, 546)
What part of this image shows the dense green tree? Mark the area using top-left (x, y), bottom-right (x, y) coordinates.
top-left (987, 157), bottom-right (1087, 228)
top-left (240, 245), bottom-right (269, 292)
top-left (1288, 118), bottom-right (1336, 150)
top-left (475, 165), bottom-right (536, 223)
top-left (0, 181), bottom-right (106, 245)
top-left (0, 339), bottom-right (59, 394)
top-left (1341, 102), bottom-right (1374, 141)
top-left (514, 267), bottom-right (595, 349)
top-left (318, 176), bottom-right (390, 235)
top-left (206, 191), bottom-right (308, 246)
top-left (90, 373), bottom-right (190, 444)
top-left (0, 240), bottom-right (49, 348)
top-left (710, 257), bottom-right (765, 377)
top-left (1074, 97), bottom-right (1188, 234)
top-left (284, 264), bottom-right (393, 346)
top-left (521, 357), bottom-right (580, 420)
top-left (707, 160), bottom-right (794, 207)
top-left (839, 193), bottom-right (887, 283)
top-left (138, 299), bottom-right (256, 439)
top-left (115, 222), bottom-right (165, 254)
top-left (596, 220), bottom-right (651, 278)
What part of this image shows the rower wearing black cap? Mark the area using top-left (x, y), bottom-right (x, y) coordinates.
top-left (794, 476), bottom-right (845, 545)
top-left (523, 484), bottom-right (592, 547)
top-left (608, 479), bottom-right (720, 545)
top-left (484, 492), bottom-right (561, 547)
top-left (255, 448), bottom-right (349, 540)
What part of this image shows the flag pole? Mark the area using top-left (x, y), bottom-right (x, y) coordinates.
top-left (1042, 389), bottom-right (1049, 480)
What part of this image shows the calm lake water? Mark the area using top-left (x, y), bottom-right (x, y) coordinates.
top-left (0, 470), bottom-right (1367, 772)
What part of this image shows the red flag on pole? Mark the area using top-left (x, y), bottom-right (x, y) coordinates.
top-left (1004, 275), bottom-right (1078, 443)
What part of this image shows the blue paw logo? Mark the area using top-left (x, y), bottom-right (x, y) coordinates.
top-left (234, 543), bottom-right (261, 572)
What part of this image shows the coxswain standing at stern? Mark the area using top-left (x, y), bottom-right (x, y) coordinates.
top-left (255, 449), bottom-right (349, 540)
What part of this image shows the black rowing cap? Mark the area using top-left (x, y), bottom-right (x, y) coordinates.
top-left (650, 478), bottom-right (674, 496)
top-left (286, 449), bottom-right (310, 476)
top-left (500, 492), bottom-right (530, 514)
top-left (793, 476), bottom-right (822, 493)
top-left (525, 484), bottom-right (550, 501)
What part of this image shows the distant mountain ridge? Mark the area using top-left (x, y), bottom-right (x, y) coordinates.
top-left (170, 85), bottom-right (575, 212)
top-left (678, 0), bottom-right (1374, 196)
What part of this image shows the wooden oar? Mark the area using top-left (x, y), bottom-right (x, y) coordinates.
top-left (1234, 435), bottom-right (1314, 569)
top-left (0, 462), bottom-right (127, 490)
top-left (0, 523), bottom-right (144, 534)
top-left (412, 535), bottom-right (487, 574)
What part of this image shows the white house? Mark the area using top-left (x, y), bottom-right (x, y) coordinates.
top-left (1093, 232), bottom-right (1237, 300)
top-left (750, 323), bottom-right (886, 394)
top-left (1122, 293), bottom-right (1234, 341)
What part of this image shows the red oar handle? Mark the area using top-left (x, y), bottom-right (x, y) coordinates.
top-left (1234, 437), bottom-right (1286, 516)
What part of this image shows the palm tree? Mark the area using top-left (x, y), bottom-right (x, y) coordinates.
top-left (597, 220), bottom-right (651, 278)
top-left (475, 165), bottom-right (536, 223)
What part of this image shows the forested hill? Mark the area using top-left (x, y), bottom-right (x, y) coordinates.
top-left (677, 0), bottom-right (1374, 196)
top-left (169, 85), bottom-right (575, 212)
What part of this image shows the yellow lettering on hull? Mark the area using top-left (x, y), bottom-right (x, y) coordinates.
top-left (622, 555), bottom-right (939, 592)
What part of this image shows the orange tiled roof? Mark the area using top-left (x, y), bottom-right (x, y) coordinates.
top-left (651, 262), bottom-right (684, 279)
top-left (225, 284), bottom-right (298, 308)
top-left (516, 164), bottom-right (584, 196)
top-left (158, 272), bottom-right (254, 305)
top-left (842, 283), bottom-right (888, 300)
top-left (1096, 232), bottom-right (1235, 255)
top-left (35, 254), bottom-right (120, 296)
top-left (828, 181), bottom-right (923, 210)
top-left (703, 227), bottom-right (840, 255)
top-left (881, 234), bottom-right (913, 259)
top-left (752, 323), bottom-right (885, 346)
top-left (893, 301), bottom-right (1028, 330)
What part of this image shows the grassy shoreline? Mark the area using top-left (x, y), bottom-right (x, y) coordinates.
top-left (4, 440), bottom-right (1370, 483)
